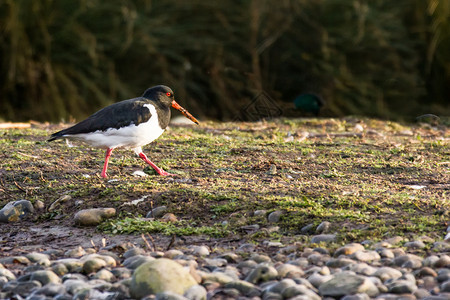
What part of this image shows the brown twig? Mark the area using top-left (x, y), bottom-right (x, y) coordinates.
top-left (14, 181), bottom-right (27, 194)
top-left (166, 235), bottom-right (176, 251)
top-left (141, 234), bottom-right (153, 252)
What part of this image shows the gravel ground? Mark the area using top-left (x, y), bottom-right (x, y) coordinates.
top-left (0, 230), bottom-right (449, 300)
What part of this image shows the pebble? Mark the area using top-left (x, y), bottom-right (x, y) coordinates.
top-left (0, 200), bottom-right (35, 222)
top-left (311, 234), bottom-right (337, 243)
top-left (404, 240), bottom-right (426, 249)
top-left (350, 250), bottom-right (381, 262)
top-left (335, 243), bottom-right (365, 256)
top-left (73, 207), bottom-right (116, 226)
top-left (318, 272), bottom-right (379, 297)
top-left (316, 221), bottom-right (331, 233)
top-left (146, 206), bottom-right (168, 218)
top-left (267, 210), bottom-right (283, 223)
top-left (130, 258), bottom-right (197, 298)
top-left (0, 236), bottom-right (449, 300)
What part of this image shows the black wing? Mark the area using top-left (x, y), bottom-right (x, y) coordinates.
top-left (48, 98), bottom-right (152, 141)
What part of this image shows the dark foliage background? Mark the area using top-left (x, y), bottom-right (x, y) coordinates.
top-left (0, 0), bottom-right (449, 122)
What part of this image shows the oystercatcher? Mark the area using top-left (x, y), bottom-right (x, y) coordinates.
top-left (48, 85), bottom-right (199, 178)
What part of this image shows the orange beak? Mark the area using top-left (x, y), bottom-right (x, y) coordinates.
top-left (171, 100), bottom-right (199, 125)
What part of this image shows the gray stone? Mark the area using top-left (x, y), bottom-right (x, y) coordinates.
top-left (201, 272), bottom-right (234, 284)
top-left (348, 263), bottom-right (377, 276)
top-left (155, 291), bottom-right (189, 300)
top-left (373, 267), bottom-right (403, 282)
top-left (376, 248), bottom-right (395, 259)
top-left (414, 288), bottom-right (431, 299)
top-left (30, 270), bottom-right (61, 285)
top-left (441, 280), bottom-right (450, 292)
top-left (423, 255), bottom-right (440, 267)
top-left (189, 246), bottom-right (210, 257)
top-left (335, 243), bottom-right (365, 257)
top-left (282, 284), bottom-right (321, 300)
top-left (351, 250), bottom-right (381, 262)
top-left (223, 280), bottom-right (261, 297)
top-left (0, 268), bottom-right (16, 281)
top-left (307, 253), bottom-right (328, 265)
top-left (82, 258), bottom-right (107, 274)
top-left (0, 200), bottom-right (35, 222)
top-left (268, 210), bottom-right (283, 223)
top-left (146, 206), bottom-right (168, 218)
top-left (130, 258), bottom-right (197, 299)
top-left (432, 242), bottom-right (450, 252)
top-left (123, 255), bottom-right (155, 269)
top-left (123, 248), bottom-right (146, 259)
top-left (262, 291), bottom-right (282, 300)
top-left (64, 247), bottom-right (86, 258)
top-left (73, 289), bottom-right (116, 300)
top-left (437, 269), bottom-right (450, 282)
top-left (91, 269), bottom-right (115, 281)
top-left (183, 284), bottom-right (207, 300)
top-left (53, 260), bottom-right (81, 274)
top-left (316, 221), bottom-right (332, 233)
top-left (393, 254), bottom-right (423, 268)
top-left (111, 267), bottom-right (132, 280)
top-left (32, 283), bottom-right (66, 297)
top-left (326, 257), bottom-right (356, 268)
top-left (74, 208), bottom-right (116, 226)
top-left (276, 263), bottom-right (304, 278)
top-left (433, 255), bottom-right (450, 268)
top-left (61, 273), bottom-right (88, 282)
top-left (63, 279), bottom-right (91, 295)
top-left (341, 294), bottom-right (371, 300)
top-left (203, 258), bottom-right (227, 267)
top-left (311, 234), bottom-right (337, 244)
top-left (318, 273), bottom-right (379, 297)
top-left (254, 210), bottom-right (267, 217)
top-left (4, 280), bottom-right (42, 296)
top-left (308, 273), bottom-right (333, 288)
top-left (264, 278), bottom-right (296, 293)
top-left (26, 253), bottom-right (51, 266)
top-left (301, 223), bottom-right (315, 234)
top-left (404, 240), bottom-right (426, 249)
top-left (164, 249), bottom-right (184, 259)
top-left (387, 279), bottom-right (417, 293)
top-left (245, 264), bottom-right (278, 284)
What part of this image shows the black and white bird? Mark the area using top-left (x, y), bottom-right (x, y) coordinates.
top-left (48, 85), bottom-right (199, 178)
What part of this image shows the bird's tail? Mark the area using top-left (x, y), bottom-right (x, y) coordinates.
top-left (47, 130), bottom-right (65, 142)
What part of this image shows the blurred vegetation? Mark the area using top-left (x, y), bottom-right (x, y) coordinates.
top-left (0, 0), bottom-right (449, 122)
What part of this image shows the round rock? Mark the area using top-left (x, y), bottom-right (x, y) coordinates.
top-left (311, 234), bottom-right (337, 244)
top-left (318, 273), bottom-right (379, 297)
top-left (30, 270), bottom-right (61, 285)
top-left (74, 208), bottom-right (116, 226)
top-left (268, 210), bottom-right (283, 223)
top-left (0, 200), bottom-right (35, 223)
top-left (130, 258), bottom-right (197, 298)
top-left (146, 206), bottom-right (168, 218)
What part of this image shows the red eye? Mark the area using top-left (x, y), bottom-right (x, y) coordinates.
top-left (166, 92), bottom-right (171, 97)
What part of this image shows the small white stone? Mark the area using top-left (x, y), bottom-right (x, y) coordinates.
top-left (132, 170), bottom-right (148, 177)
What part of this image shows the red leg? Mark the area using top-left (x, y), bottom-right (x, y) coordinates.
top-left (138, 152), bottom-right (174, 176)
top-left (101, 148), bottom-right (114, 178)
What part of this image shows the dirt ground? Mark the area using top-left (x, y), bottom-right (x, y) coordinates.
top-left (0, 118), bottom-right (449, 256)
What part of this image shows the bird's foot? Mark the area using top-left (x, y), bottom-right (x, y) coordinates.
top-left (156, 168), bottom-right (176, 176)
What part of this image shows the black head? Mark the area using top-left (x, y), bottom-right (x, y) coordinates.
top-left (142, 85), bottom-right (175, 108)
top-left (142, 85), bottom-right (200, 125)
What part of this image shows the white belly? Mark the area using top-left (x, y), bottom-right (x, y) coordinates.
top-left (66, 104), bottom-right (165, 150)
